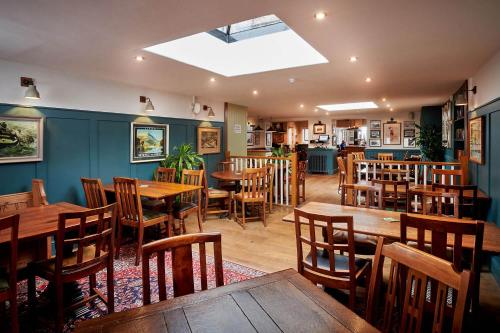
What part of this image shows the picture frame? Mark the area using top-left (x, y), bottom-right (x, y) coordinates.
top-left (370, 130), bottom-right (381, 139)
top-left (247, 132), bottom-right (255, 146)
top-left (130, 122), bottom-right (168, 163)
top-left (469, 116), bottom-right (484, 164)
top-left (404, 121), bottom-right (415, 130)
top-left (370, 120), bottom-right (381, 129)
top-left (265, 132), bottom-right (272, 147)
top-left (254, 132), bottom-right (261, 146)
top-left (197, 127), bottom-right (221, 155)
top-left (442, 102), bottom-right (452, 148)
top-left (383, 122), bottom-right (401, 145)
top-left (313, 121), bottom-right (326, 134)
top-left (0, 116), bottom-right (44, 164)
top-left (369, 139), bottom-right (381, 147)
top-left (404, 137), bottom-right (416, 148)
top-left (404, 129), bottom-right (415, 138)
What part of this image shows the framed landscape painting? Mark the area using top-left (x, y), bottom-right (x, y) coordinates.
top-left (370, 130), bottom-right (381, 139)
top-left (383, 122), bottom-right (401, 145)
top-left (370, 120), bottom-right (381, 129)
top-left (0, 116), bottom-right (43, 164)
top-left (313, 122), bottom-right (326, 134)
top-left (247, 132), bottom-right (255, 146)
top-left (197, 127), bottom-right (221, 154)
top-left (404, 137), bottom-right (416, 148)
top-left (369, 139), bottom-right (381, 147)
top-left (469, 116), bottom-right (484, 164)
top-left (130, 122), bottom-right (168, 163)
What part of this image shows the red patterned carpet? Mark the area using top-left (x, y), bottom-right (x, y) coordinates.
top-left (15, 244), bottom-right (265, 332)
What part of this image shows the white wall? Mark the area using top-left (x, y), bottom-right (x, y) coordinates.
top-left (469, 48), bottom-right (500, 109)
top-left (0, 59), bottom-right (224, 122)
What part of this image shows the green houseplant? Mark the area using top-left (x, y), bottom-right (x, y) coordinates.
top-left (160, 144), bottom-right (204, 182)
top-left (271, 146), bottom-right (291, 158)
top-left (415, 124), bottom-right (445, 162)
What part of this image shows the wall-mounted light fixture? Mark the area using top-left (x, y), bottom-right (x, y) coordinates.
top-left (21, 77), bottom-right (40, 99)
top-left (203, 105), bottom-right (215, 118)
top-left (140, 96), bottom-right (155, 112)
top-left (455, 86), bottom-right (477, 106)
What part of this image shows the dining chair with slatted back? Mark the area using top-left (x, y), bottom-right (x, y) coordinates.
top-left (142, 232), bottom-right (223, 304)
top-left (293, 208), bottom-right (371, 310)
top-left (0, 214), bottom-right (19, 333)
top-left (366, 239), bottom-right (470, 333)
top-left (200, 162), bottom-right (230, 221)
top-left (377, 153), bottom-right (394, 161)
top-left (113, 177), bottom-right (170, 265)
top-left (233, 167), bottom-right (267, 228)
top-left (423, 191), bottom-right (460, 217)
top-left (341, 184), bottom-right (378, 208)
top-left (337, 156), bottom-right (347, 193)
top-left (28, 204), bottom-right (117, 333)
top-left (371, 179), bottom-right (409, 211)
top-left (432, 184), bottom-right (478, 219)
top-left (155, 167), bottom-right (176, 183)
top-left (31, 179), bottom-right (48, 207)
top-left (81, 177), bottom-right (107, 209)
top-left (400, 213), bottom-right (483, 315)
top-left (265, 163), bottom-right (275, 212)
top-left (352, 151), bottom-right (365, 160)
top-left (175, 169), bottom-right (204, 234)
top-left (432, 168), bottom-right (464, 185)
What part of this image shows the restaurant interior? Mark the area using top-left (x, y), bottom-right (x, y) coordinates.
top-left (1, 1), bottom-right (500, 332)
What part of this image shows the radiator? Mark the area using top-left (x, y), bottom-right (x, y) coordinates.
top-left (308, 155), bottom-right (328, 174)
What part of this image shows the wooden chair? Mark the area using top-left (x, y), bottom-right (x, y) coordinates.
top-left (174, 169), bottom-right (204, 234)
top-left (341, 183), bottom-right (378, 208)
top-left (432, 184), bottom-right (478, 219)
top-left (81, 177), bottom-right (107, 208)
top-left (377, 153), bottom-right (394, 161)
top-left (408, 190), bottom-right (459, 217)
top-left (371, 179), bottom-right (409, 211)
top-left (142, 232), bottom-right (223, 304)
top-left (366, 239), bottom-right (471, 333)
top-left (352, 152), bottom-right (365, 160)
top-left (400, 213), bottom-right (483, 315)
top-left (297, 160), bottom-right (307, 203)
top-left (0, 214), bottom-right (19, 333)
top-left (265, 163), bottom-right (275, 213)
top-left (293, 208), bottom-right (371, 310)
top-left (154, 167), bottom-right (176, 183)
top-left (28, 204), bottom-right (117, 333)
top-left (113, 177), bottom-right (171, 266)
top-left (233, 167), bottom-right (267, 228)
top-left (337, 157), bottom-right (347, 193)
top-left (0, 179), bottom-right (48, 213)
top-left (31, 179), bottom-right (48, 207)
top-left (432, 168), bottom-right (464, 185)
top-left (201, 167), bottom-right (230, 221)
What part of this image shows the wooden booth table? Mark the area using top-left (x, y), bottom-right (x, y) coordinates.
top-left (75, 269), bottom-right (378, 333)
top-left (283, 202), bottom-right (500, 254)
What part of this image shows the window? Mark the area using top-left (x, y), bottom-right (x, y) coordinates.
top-left (302, 128), bottom-right (309, 142)
top-left (208, 15), bottom-right (288, 43)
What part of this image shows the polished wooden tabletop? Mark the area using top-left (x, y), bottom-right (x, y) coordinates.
top-left (0, 202), bottom-right (88, 244)
top-left (211, 170), bottom-right (245, 181)
top-left (283, 202), bottom-right (500, 254)
top-left (103, 180), bottom-right (202, 200)
top-left (75, 268), bottom-right (378, 333)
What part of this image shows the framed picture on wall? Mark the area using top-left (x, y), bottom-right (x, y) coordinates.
top-left (197, 127), bottom-right (221, 155)
top-left (247, 132), bottom-right (255, 146)
top-left (130, 122), bottom-right (168, 163)
top-left (404, 129), bottom-right (415, 137)
top-left (370, 130), bottom-right (381, 139)
top-left (0, 116), bottom-right (44, 164)
top-left (370, 120), bottom-right (381, 129)
top-left (313, 121), bottom-right (326, 134)
top-left (403, 137), bottom-right (416, 148)
top-left (469, 116), bottom-right (484, 164)
top-left (265, 132), bottom-right (272, 147)
top-left (254, 132), bottom-right (261, 146)
top-left (404, 121), bottom-right (415, 130)
top-left (369, 139), bottom-right (381, 147)
top-left (383, 122), bottom-right (401, 145)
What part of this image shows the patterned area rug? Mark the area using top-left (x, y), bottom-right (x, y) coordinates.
top-left (14, 244), bottom-right (265, 332)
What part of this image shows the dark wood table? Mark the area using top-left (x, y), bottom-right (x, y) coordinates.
top-left (283, 202), bottom-right (500, 254)
top-left (211, 170), bottom-right (244, 182)
top-left (75, 268), bottom-right (379, 333)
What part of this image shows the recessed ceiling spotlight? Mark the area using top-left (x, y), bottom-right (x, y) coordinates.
top-left (253, 90), bottom-right (259, 95)
top-left (300, 104), bottom-right (304, 108)
top-left (390, 108), bottom-right (394, 112)
top-left (289, 77), bottom-right (296, 84)
top-left (314, 108), bottom-right (318, 112)
top-left (325, 112), bottom-right (330, 116)
top-left (349, 56), bottom-right (358, 63)
top-left (314, 11), bottom-right (327, 20)
top-left (382, 97), bottom-right (387, 102)
top-left (386, 104), bottom-right (391, 108)
top-left (365, 77), bottom-right (372, 83)
top-left (135, 55), bottom-right (145, 62)
top-left (209, 77), bottom-right (216, 82)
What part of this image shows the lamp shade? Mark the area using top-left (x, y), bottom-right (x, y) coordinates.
top-left (145, 98), bottom-right (155, 112)
top-left (24, 85), bottom-right (40, 99)
top-left (455, 94), bottom-right (467, 106)
top-left (207, 107), bottom-right (215, 118)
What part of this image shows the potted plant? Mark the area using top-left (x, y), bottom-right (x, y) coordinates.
top-left (160, 144), bottom-right (204, 182)
top-left (415, 124), bottom-right (445, 162)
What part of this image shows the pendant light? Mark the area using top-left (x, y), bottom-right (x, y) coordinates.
top-left (140, 96), bottom-right (155, 112)
top-left (21, 77), bottom-right (40, 99)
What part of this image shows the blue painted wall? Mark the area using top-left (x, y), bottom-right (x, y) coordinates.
top-left (0, 104), bottom-right (224, 205)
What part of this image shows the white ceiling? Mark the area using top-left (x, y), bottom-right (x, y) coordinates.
top-left (1, 0), bottom-right (500, 118)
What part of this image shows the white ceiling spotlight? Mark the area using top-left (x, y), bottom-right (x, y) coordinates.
top-left (135, 55), bottom-right (145, 62)
top-left (349, 56), bottom-right (358, 63)
top-left (365, 77), bottom-right (372, 83)
top-left (253, 90), bottom-right (259, 96)
top-left (314, 11), bottom-right (327, 20)
top-left (288, 77), bottom-right (296, 84)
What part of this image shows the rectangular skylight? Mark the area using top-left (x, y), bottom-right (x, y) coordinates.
top-left (144, 15), bottom-right (328, 77)
top-left (317, 102), bottom-right (379, 111)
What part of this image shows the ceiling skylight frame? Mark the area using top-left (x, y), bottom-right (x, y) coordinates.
top-left (317, 102), bottom-right (379, 111)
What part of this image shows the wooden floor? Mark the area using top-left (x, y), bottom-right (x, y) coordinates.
top-left (185, 173), bottom-right (500, 328)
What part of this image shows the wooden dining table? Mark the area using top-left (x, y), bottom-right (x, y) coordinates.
top-left (282, 201), bottom-right (500, 254)
top-left (75, 268), bottom-right (379, 333)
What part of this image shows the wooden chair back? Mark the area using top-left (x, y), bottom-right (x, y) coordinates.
top-left (337, 157), bottom-right (346, 174)
top-left (293, 208), bottom-right (357, 286)
top-left (298, 160), bottom-right (307, 180)
top-left (421, 191), bottom-right (460, 217)
top-left (240, 167), bottom-right (266, 200)
top-left (341, 184), bottom-right (374, 208)
top-left (265, 163), bottom-right (275, 198)
top-left (113, 177), bottom-right (143, 224)
top-left (218, 161), bottom-right (235, 172)
top-left (377, 153), bottom-right (394, 161)
top-left (180, 169), bottom-right (204, 204)
top-left (0, 214), bottom-right (19, 333)
top-left (32, 179), bottom-right (48, 206)
top-left (55, 203), bottom-right (116, 275)
top-left (432, 184), bottom-right (478, 219)
top-left (401, 213), bottom-right (483, 314)
top-left (0, 179), bottom-right (48, 213)
top-left (367, 239), bottom-right (470, 333)
top-left (81, 177), bottom-right (107, 208)
top-left (352, 152), bottom-right (365, 160)
top-left (371, 179), bottom-right (409, 211)
top-left (142, 232), bottom-right (223, 304)
top-left (155, 167), bottom-right (176, 183)
top-left (432, 168), bottom-right (463, 185)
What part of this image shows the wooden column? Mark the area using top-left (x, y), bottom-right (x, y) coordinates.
top-left (291, 153), bottom-right (298, 207)
top-left (346, 154), bottom-right (354, 205)
top-left (460, 155), bottom-right (469, 185)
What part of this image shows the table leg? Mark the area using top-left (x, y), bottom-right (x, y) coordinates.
top-left (165, 196), bottom-right (174, 236)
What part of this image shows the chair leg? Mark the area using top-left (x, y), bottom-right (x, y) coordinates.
top-left (135, 226), bottom-right (143, 266)
top-left (197, 208), bottom-right (203, 232)
top-left (107, 256), bottom-right (115, 313)
top-left (10, 289), bottom-right (18, 333)
top-left (55, 282), bottom-right (64, 333)
top-left (348, 285), bottom-right (356, 310)
top-left (89, 274), bottom-right (97, 295)
top-left (241, 202), bottom-right (246, 229)
top-left (28, 273), bottom-right (36, 308)
top-left (115, 222), bottom-right (122, 259)
top-left (262, 201), bottom-right (267, 227)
